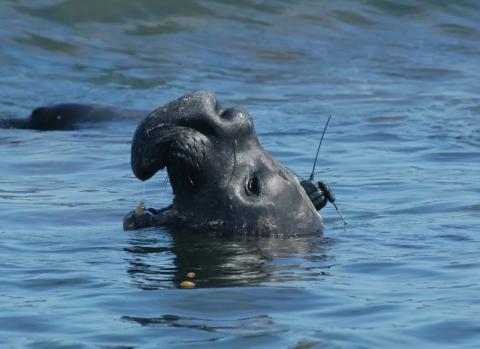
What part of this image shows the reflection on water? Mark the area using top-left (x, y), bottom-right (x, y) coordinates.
top-left (122, 313), bottom-right (277, 335)
top-left (125, 228), bottom-right (333, 289)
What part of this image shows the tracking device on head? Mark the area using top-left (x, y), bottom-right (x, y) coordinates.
top-left (300, 179), bottom-right (330, 211)
top-left (300, 115), bottom-right (347, 226)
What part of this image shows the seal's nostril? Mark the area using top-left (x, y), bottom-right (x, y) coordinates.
top-left (220, 108), bottom-right (244, 121)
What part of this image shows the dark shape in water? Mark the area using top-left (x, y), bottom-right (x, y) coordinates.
top-left (3, 91), bottom-right (328, 235)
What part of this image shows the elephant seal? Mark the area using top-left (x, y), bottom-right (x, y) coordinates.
top-left (123, 91), bottom-right (323, 236)
top-left (2, 91), bottom-right (325, 235)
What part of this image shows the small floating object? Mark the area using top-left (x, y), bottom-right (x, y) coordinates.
top-left (186, 272), bottom-right (196, 278)
top-left (180, 280), bottom-right (196, 288)
top-left (134, 200), bottom-right (145, 216)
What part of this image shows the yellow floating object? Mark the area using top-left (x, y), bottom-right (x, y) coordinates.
top-left (180, 280), bottom-right (196, 288)
top-left (135, 200), bottom-right (145, 216)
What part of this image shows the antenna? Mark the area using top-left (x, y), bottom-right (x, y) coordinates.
top-left (309, 115), bottom-right (332, 180)
top-left (303, 114), bottom-right (347, 227)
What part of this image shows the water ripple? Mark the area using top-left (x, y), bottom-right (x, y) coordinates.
top-left (1, 0), bottom-right (479, 347)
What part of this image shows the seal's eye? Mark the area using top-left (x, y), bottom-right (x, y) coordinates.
top-left (246, 176), bottom-right (260, 196)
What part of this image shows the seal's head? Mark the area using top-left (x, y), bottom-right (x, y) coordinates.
top-left (129, 91), bottom-right (322, 235)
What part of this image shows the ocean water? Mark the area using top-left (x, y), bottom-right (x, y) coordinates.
top-left (1, 0), bottom-right (479, 348)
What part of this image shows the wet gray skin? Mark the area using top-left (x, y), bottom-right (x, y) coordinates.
top-left (124, 91), bottom-right (323, 236)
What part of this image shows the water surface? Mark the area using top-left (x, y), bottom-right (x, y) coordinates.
top-left (1, 1), bottom-right (479, 348)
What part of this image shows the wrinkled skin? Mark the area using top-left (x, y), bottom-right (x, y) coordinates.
top-left (123, 91), bottom-right (322, 235)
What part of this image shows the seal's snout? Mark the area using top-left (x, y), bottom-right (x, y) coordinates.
top-left (131, 91), bottom-right (257, 182)
top-left (169, 92), bottom-right (253, 140)
top-left (131, 91), bottom-right (218, 182)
